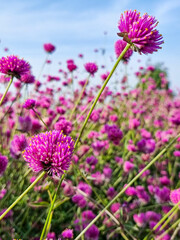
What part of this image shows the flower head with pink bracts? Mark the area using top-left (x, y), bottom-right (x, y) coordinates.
top-left (117, 10), bottom-right (164, 54)
top-left (0, 154), bottom-right (8, 175)
top-left (0, 56), bottom-right (31, 79)
top-left (22, 130), bottom-right (74, 177)
top-left (23, 99), bottom-right (36, 109)
top-left (61, 229), bottom-right (73, 239)
top-left (84, 62), bottom-right (98, 75)
top-left (114, 39), bottom-right (133, 62)
top-left (43, 43), bottom-right (56, 53)
top-left (170, 188), bottom-right (180, 206)
top-left (20, 73), bottom-right (35, 84)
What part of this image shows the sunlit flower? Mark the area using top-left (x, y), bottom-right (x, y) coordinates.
top-left (0, 55), bottom-right (30, 79)
top-left (117, 10), bottom-right (164, 54)
top-left (22, 130), bottom-right (74, 177)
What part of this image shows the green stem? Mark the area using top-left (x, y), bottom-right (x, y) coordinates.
top-left (45, 211), bottom-right (53, 237)
top-left (0, 76), bottom-right (14, 106)
top-left (159, 207), bottom-right (179, 231)
top-left (73, 101), bottom-right (92, 125)
top-left (143, 200), bottom-right (180, 240)
top-left (156, 218), bottom-right (180, 240)
top-left (74, 43), bottom-right (131, 150)
top-left (0, 171), bottom-right (46, 221)
top-left (37, 54), bottom-right (49, 81)
top-left (0, 83), bottom-right (25, 123)
top-left (32, 108), bottom-right (49, 131)
top-left (75, 133), bottom-right (180, 240)
top-left (40, 174), bottom-right (65, 240)
top-left (69, 76), bottom-right (90, 121)
top-left (0, 168), bottom-right (31, 207)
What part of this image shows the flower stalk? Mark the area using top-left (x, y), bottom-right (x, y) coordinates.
top-left (0, 171), bottom-right (46, 221)
top-left (40, 174), bottom-right (65, 240)
top-left (0, 76), bottom-right (13, 106)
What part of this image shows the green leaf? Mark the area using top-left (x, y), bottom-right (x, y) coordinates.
top-left (28, 201), bottom-right (49, 208)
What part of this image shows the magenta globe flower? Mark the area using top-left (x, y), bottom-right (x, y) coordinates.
top-left (67, 59), bottom-right (77, 72)
top-left (20, 73), bottom-right (35, 84)
top-left (43, 43), bottom-right (56, 53)
top-left (23, 99), bottom-right (36, 109)
top-left (84, 62), bottom-right (98, 75)
top-left (114, 39), bottom-right (133, 62)
top-left (61, 229), bottom-right (73, 239)
top-left (54, 119), bottom-right (72, 135)
top-left (170, 188), bottom-right (180, 206)
top-left (0, 154), bottom-right (8, 175)
top-left (117, 10), bottom-right (164, 54)
top-left (0, 55), bottom-right (31, 79)
top-left (22, 130), bottom-right (74, 177)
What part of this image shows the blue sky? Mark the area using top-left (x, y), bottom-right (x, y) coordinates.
top-left (0, 0), bottom-right (180, 91)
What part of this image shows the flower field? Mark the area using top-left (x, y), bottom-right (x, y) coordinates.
top-left (0, 10), bottom-right (180, 240)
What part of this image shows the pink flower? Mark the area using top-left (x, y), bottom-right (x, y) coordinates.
top-left (0, 55), bottom-right (30, 78)
top-left (84, 62), bottom-right (98, 75)
top-left (22, 130), bottom-right (74, 177)
top-left (114, 39), bottom-right (133, 61)
top-left (117, 10), bottom-right (164, 54)
top-left (43, 43), bottom-right (56, 53)
top-left (23, 99), bottom-right (36, 109)
top-left (123, 161), bottom-right (134, 173)
top-left (170, 188), bottom-right (180, 205)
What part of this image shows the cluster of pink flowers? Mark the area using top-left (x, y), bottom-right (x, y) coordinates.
top-left (0, 9), bottom-right (174, 240)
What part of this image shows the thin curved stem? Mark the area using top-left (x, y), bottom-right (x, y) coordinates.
top-left (40, 174), bottom-right (65, 240)
top-left (32, 108), bottom-right (49, 131)
top-left (73, 43), bottom-right (131, 150)
top-left (69, 76), bottom-right (90, 121)
top-left (143, 200), bottom-right (180, 240)
top-left (37, 54), bottom-right (49, 81)
top-left (0, 171), bottom-right (46, 221)
top-left (0, 76), bottom-right (14, 106)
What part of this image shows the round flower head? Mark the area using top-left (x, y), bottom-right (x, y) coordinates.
top-left (84, 62), bottom-right (98, 75)
top-left (43, 43), bottom-right (56, 53)
top-left (0, 55), bottom-right (31, 79)
top-left (114, 39), bottom-right (133, 62)
top-left (0, 154), bottom-right (8, 175)
top-left (117, 10), bottom-right (164, 54)
top-left (61, 229), bottom-right (73, 239)
top-left (170, 188), bottom-right (180, 206)
top-left (22, 130), bottom-right (74, 177)
top-left (20, 73), bottom-right (35, 84)
top-left (67, 60), bottom-right (77, 72)
top-left (23, 99), bottom-right (36, 109)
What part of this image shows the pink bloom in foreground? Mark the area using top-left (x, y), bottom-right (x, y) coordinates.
top-left (0, 55), bottom-right (30, 78)
top-left (117, 10), bottom-right (164, 54)
top-left (22, 130), bottom-right (74, 177)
